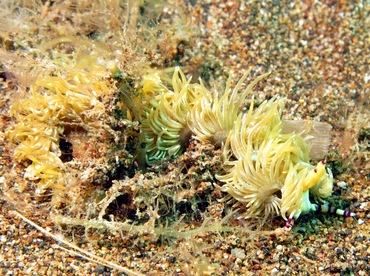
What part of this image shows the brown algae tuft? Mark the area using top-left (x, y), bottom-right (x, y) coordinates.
top-left (7, 39), bottom-right (117, 193)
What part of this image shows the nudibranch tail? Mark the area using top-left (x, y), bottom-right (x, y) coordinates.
top-left (285, 203), bottom-right (356, 228)
top-left (314, 203), bottom-right (356, 217)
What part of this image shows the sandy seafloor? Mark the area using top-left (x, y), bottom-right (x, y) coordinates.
top-left (0, 0), bottom-right (370, 275)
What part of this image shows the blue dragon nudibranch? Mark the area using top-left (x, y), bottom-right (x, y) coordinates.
top-left (140, 67), bottom-right (355, 226)
top-left (283, 160), bottom-right (355, 228)
top-left (213, 80), bottom-right (355, 226)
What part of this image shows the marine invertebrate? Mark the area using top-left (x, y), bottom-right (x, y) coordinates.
top-left (188, 69), bottom-right (271, 146)
top-left (141, 68), bottom-right (354, 224)
top-left (216, 96), bottom-right (307, 221)
top-left (140, 67), bottom-right (203, 165)
top-left (215, 83), bottom-right (354, 224)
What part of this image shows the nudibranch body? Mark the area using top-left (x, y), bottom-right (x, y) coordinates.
top-left (139, 68), bottom-right (355, 225)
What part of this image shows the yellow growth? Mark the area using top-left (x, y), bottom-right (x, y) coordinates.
top-left (8, 54), bottom-right (113, 193)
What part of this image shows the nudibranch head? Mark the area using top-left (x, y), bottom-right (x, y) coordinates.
top-left (302, 160), bottom-right (327, 191)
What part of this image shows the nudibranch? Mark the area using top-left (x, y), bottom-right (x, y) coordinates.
top-left (140, 67), bottom-right (355, 225)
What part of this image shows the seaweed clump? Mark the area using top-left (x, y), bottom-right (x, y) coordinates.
top-left (6, 37), bottom-right (120, 195)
